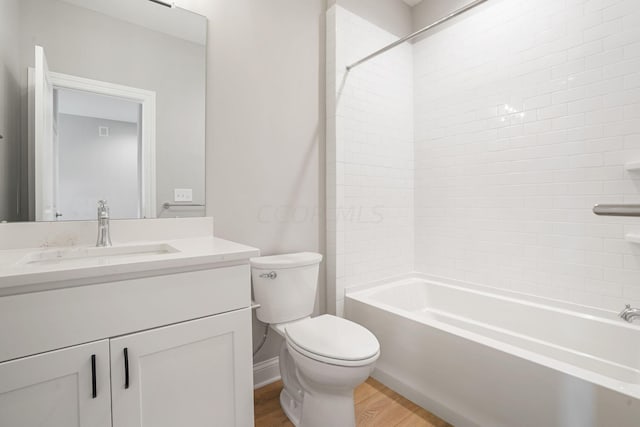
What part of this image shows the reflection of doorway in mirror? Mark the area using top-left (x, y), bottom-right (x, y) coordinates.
top-left (30, 46), bottom-right (156, 221)
top-left (56, 89), bottom-right (141, 221)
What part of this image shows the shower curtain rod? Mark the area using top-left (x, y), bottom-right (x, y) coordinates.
top-left (346, 0), bottom-right (489, 71)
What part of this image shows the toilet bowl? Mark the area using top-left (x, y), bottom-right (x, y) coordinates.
top-left (272, 315), bottom-right (379, 427)
top-left (250, 253), bottom-right (380, 427)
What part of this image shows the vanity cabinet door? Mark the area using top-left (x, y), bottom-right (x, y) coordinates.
top-left (0, 340), bottom-right (111, 427)
top-left (110, 308), bottom-right (254, 427)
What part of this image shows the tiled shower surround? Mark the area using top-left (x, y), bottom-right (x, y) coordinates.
top-left (414, 0), bottom-right (640, 310)
top-left (328, 0), bottom-right (640, 314)
top-left (327, 6), bottom-right (414, 315)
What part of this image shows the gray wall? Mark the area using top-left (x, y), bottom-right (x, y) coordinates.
top-left (175, 0), bottom-right (327, 363)
top-left (57, 115), bottom-right (139, 220)
top-left (412, 0), bottom-right (473, 32)
top-left (0, 0), bottom-right (21, 221)
top-left (18, 0), bottom-right (206, 218)
top-left (329, 0), bottom-right (412, 37)
top-left (175, 0), bottom-right (414, 369)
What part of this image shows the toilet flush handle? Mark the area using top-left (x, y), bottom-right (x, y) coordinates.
top-left (260, 271), bottom-right (277, 279)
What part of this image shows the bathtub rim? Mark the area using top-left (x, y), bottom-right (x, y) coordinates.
top-left (346, 275), bottom-right (640, 400)
top-left (346, 272), bottom-right (627, 323)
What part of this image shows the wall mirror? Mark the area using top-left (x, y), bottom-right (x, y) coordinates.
top-left (0, 0), bottom-right (207, 221)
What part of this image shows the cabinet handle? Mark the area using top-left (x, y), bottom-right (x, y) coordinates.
top-left (124, 348), bottom-right (130, 389)
top-left (91, 354), bottom-right (97, 399)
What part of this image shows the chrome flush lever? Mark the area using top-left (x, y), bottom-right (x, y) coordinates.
top-left (260, 272), bottom-right (277, 279)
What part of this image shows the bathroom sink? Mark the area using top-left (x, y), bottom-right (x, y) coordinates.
top-left (17, 243), bottom-right (180, 267)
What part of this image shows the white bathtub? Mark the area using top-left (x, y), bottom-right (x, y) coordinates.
top-left (346, 275), bottom-right (640, 427)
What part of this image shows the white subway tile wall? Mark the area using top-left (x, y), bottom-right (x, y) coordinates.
top-left (414, 0), bottom-right (640, 310)
top-left (328, 0), bottom-right (640, 314)
top-left (327, 6), bottom-right (414, 315)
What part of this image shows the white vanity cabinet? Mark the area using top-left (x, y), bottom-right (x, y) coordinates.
top-left (0, 261), bottom-right (256, 427)
top-left (110, 310), bottom-right (252, 427)
top-left (0, 340), bottom-right (112, 427)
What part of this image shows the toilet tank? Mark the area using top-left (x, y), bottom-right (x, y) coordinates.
top-left (250, 252), bottom-right (323, 324)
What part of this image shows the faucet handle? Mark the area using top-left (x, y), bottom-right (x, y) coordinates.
top-left (97, 200), bottom-right (110, 219)
top-left (619, 304), bottom-right (632, 318)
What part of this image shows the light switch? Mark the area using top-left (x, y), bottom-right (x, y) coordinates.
top-left (174, 188), bottom-right (193, 202)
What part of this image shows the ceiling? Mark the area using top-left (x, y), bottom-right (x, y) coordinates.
top-left (57, 89), bottom-right (140, 124)
top-left (61, 0), bottom-right (206, 45)
top-left (403, 0), bottom-right (424, 6)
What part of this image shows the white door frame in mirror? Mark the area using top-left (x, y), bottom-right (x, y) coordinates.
top-left (32, 46), bottom-right (56, 222)
top-left (48, 72), bottom-right (157, 219)
top-left (30, 47), bottom-right (157, 221)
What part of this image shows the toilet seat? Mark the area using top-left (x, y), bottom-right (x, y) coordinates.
top-left (287, 339), bottom-right (380, 367)
top-left (285, 315), bottom-right (380, 367)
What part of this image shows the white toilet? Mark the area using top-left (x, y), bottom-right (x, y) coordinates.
top-left (250, 252), bottom-right (380, 427)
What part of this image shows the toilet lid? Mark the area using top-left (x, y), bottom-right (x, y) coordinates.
top-left (285, 315), bottom-right (380, 362)
top-left (250, 252), bottom-right (322, 269)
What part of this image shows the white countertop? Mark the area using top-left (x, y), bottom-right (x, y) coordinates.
top-left (0, 236), bottom-right (260, 296)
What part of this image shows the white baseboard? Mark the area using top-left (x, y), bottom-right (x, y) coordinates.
top-left (253, 356), bottom-right (280, 389)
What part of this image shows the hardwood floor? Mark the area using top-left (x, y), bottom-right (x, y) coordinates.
top-left (254, 377), bottom-right (453, 427)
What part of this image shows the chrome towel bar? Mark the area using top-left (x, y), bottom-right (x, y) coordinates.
top-left (162, 202), bottom-right (205, 209)
top-left (593, 204), bottom-right (640, 217)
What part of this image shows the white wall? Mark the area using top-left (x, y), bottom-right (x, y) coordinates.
top-left (18, 0), bottom-right (206, 217)
top-left (414, 0), bottom-right (640, 310)
top-left (57, 115), bottom-right (139, 220)
top-left (327, 5), bottom-right (414, 316)
top-left (0, 0), bottom-right (21, 221)
top-left (175, 0), bottom-right (326, 364)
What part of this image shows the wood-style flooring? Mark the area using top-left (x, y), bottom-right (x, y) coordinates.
top-left (254, 377), bottom-right (453, 427)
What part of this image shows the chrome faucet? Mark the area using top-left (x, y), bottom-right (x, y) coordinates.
top-left (619, 305), bottom-right (640, 323)
top-left (96, 200), bottom-right (112, 247)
